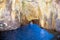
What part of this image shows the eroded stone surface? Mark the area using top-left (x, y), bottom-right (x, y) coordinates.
top-left (0, 0), bottom-right (21, 31)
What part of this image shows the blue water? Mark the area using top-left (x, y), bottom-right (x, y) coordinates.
top-left (0, 24), bottom-right (54, 40)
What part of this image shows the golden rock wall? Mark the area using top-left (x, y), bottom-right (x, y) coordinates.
top-left (0, 0), bottom-right (60, 31)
